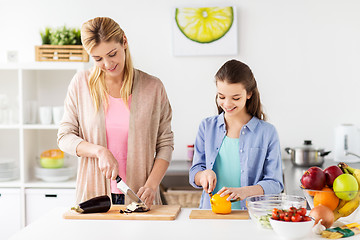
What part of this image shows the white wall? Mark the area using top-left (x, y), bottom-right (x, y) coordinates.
top-left (1, 0), bottom-right (360, 160)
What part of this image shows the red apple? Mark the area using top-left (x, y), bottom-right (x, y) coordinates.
top-left (323, 165), bottom-right (343, 187)
top-left (301, 166), bottom-right (326, 190)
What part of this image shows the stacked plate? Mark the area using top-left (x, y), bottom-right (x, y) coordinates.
top-left (0, 158), bottom-right (19, 181)
top-left (35, 165), bottom-right (76, 182)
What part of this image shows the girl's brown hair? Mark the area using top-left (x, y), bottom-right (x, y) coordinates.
top-left (215, 59), bottom-right (266, 120)
top-left (81, 17), bottom-right (134, 111)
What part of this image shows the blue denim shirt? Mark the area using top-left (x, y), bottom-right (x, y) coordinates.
top-left (189, 113), bottom-right (284, 209)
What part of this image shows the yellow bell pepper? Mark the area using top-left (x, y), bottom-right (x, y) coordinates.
top-left (210, 193), bottom-right (231, 214)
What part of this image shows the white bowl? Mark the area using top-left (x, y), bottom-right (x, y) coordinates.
top-left (270, 218), bottom-right (315, 239)
top-left (35, 166), bottom-right (75, 182)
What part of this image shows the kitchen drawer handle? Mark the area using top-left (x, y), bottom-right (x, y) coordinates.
top-left (45, 194), bottom-right (57, 198)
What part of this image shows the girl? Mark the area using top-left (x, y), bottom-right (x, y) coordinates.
top-left (189, 59), bottom-right (283, 209)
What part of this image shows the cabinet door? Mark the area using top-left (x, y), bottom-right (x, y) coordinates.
top-left (25, 188), bottom-right (75, 225)
top-left (0, 188), bottom-right (21, 239)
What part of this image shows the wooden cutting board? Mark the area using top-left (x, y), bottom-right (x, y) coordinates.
top-left (189, 209), bottom-right (249, 219)
top-left (63, 204), bottom-right (181, 221)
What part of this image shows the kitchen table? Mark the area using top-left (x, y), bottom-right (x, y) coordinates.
top-left (8, 207), bottom-right (359, 240)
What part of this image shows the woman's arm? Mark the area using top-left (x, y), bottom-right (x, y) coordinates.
top-left (76, 141), bottom-right (119, 180)
top-left (137, 158), bottom-right (169, 208)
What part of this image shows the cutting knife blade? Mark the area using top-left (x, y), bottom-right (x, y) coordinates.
top-left (116, 176), bottom-right (148, 208)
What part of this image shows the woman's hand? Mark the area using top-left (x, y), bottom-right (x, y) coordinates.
top-left (96, 147), bottom-right (119, 180)
top-left (137, 186), bottom-right (156, 209)
top-left (195, 170), bottom-right (217, 194)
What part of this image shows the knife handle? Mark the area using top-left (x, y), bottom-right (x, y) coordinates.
top-left (116, 176), bottom-right (122, 183)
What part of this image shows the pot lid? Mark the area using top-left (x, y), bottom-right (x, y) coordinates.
top-left (294, 140), bottom-right (324, 151)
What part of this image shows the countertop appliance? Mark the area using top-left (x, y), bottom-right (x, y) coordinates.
top-left (334, 124), bottom-right (360, 163)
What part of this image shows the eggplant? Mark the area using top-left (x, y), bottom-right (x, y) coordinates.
top-left (71, 195), bottom-right (111, 214)
top-left (120, 201), bottom-right (149, 214)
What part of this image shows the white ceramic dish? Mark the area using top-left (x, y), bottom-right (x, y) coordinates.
top-left (35, 166), bottom-right (75, 182)
top-left (0, 158), bottom-right (16, 169)
top-left (0, 167), bottom-right (19, 181)
top-left (269, 218), bottom-right (315, 239)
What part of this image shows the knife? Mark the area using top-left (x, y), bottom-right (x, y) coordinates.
top-left (116, 176), bottom-right (148, 208)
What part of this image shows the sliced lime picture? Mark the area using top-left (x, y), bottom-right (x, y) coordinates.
top-left (175, 6), bottom-right (234, 44)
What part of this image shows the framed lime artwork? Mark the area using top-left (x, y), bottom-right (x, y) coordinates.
top-left (173, 6), bottom-right (238, 56)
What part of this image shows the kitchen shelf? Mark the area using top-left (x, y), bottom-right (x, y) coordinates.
top-left (24, 179), bottom-right (76, 188)
top-left (0, 62), bottom-right (88, 233)
top-left (23, 124), bottom-right (60, 129)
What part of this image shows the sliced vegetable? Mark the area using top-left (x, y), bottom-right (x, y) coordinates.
top-left (120, 201), bottom-right (148, 214)
top-left (71, 195), bottom-right (111, 214)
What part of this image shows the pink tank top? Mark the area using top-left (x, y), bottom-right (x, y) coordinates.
top-left (105, 95), bottom-right (131, 194)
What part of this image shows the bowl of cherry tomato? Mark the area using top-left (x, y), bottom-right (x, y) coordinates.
top-left (246, 194), bottom-right (307, 229)
top-left (270, 207), bottom-right (315, 239)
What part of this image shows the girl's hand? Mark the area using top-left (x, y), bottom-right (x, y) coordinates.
top-left (97, 148), bottom-right (119, 180)
top-left (217, 185), bottom-right (264, 201)
top-left (217, 187), bottom-right (243, 201)
top-left (137, 186), bottom-right (156, 209)
top-left (196, 170), bottom-right (217, 194)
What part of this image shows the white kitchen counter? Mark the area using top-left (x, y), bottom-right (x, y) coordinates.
top-left (9, 207), bottom-right (358, 240)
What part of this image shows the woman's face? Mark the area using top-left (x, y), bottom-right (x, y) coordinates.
top-left (90, 38), bottom-right (127, 80)
top-left (216, 80), bottom-right (252, 117)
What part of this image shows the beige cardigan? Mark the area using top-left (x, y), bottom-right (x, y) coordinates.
top-left (57, 69), bottom-right (174, 204)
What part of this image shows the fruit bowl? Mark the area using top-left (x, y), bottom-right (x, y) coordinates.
top-left (270, 218), bottom-right (315, 239)
top-left (301, 187), bottom-right (360, 222)
top-left (246, 194), bottom-right (307, 229)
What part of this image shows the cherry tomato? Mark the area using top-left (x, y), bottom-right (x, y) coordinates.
top-left (272, 212), bottom-right (280, 220)
top-left (302, 216), bottom-right (312, 222)
top-left (272, 208), bottom-right (279, 215)
top-left (279, 211), bottom-right (285, 220)
top-left (289, 206), bottom-right (297, 213)
top-left (284, 212), bottom-right (291, 222)
top-left (297, 207), bottom-right (307, 216)
top-left (291, 213), bottom-right (302, 222)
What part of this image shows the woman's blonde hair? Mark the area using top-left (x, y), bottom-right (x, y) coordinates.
top-left (215, 59), bottom-right (266, 120)
top-left (81, 17), bottom-right (134, 111)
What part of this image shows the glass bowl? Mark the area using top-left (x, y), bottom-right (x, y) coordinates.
top-left (246, 194), bottom-right (307, 229)
top-left (301, 186), bottom-right (360, 223)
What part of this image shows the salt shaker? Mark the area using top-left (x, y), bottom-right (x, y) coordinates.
top-left (187, 144), bottom-right (194, 161)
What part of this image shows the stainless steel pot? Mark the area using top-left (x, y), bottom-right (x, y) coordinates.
top-left (285, 140), bottom-right (331, 167)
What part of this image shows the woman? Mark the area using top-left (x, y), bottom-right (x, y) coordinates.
top-left (189, 59), bottom-right (283, 209)
top-left (57, 17), bottom-right (173, 208)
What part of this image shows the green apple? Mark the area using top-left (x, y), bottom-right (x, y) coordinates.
top-left (333, 174), bottom-right (359, 200)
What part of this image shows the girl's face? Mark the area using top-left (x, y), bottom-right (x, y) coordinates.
top-left (90, 38), bottom-right (127, 80)
top-left (216, 80), bottom-right (252, 117)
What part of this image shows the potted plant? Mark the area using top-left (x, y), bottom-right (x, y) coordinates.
top-left (36, 26), bottom-right (88, 62)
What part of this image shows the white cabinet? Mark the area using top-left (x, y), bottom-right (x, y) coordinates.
top-left (0, 62), bottom-right (89, 230)
top-left (25, 188), bottom-right (75, 225)
top-left (0, 188), bottom-right (21, 239)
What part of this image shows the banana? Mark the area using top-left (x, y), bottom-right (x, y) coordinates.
top-left (337, 191), bottom-right (360, 215)
top-left (333, 163), bottom-right (360, 221)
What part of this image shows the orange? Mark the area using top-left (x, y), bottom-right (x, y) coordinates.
top-left (313, 187), bottom-right (340, 211)
top-left (210, 193), bottom-right (231, 214)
